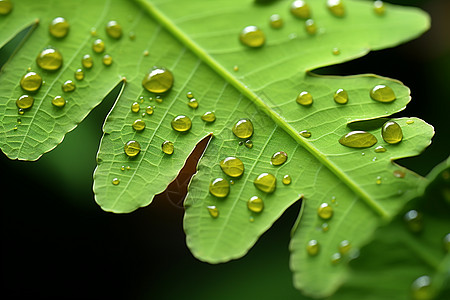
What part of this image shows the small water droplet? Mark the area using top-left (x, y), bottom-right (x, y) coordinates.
top-left (318, 203), bottom-right (333, 219)
top-left (82, 54), bottom-right (93, 69)
top-left (282, 175), bottom-right (291, 185)
top-left (124, 140), bottom-right (141, 157)
top-left (239, 25), bottom-right (265, 48)
top-left (121, 166), bottom-right (125, 171)
top-left (102, 54), bottom-right (113, 66)
top-left (382, 121), bottom-right (403, 144)
top-left (142, 67), bottom-right (174, 93)
top-left (327, 0), bottom-right (345, 17)
top-left (13, 126), bottom-right (18, 131)
top-left (322, 223), bottom-right (329, 232)
top-left (188, 98), bottom-right (199, 109)
top-left (128, 31), bottom-right (136, 40)
top-left (411, 276), bottom-right (432, 300)
top-left (90, 27), bottom-right (97, 36)
top-left (155, 95), bottom-right (163, 103)
top-left (254, 173), bottom-right (276, 193)
top-left (339, 131), bottom-right (377, 148)
top-left (36, 47), bottom-right (63, 71)
top-left (299, 130), bottom-right (311, 138)
top-left (186, 91), bottom-right (194, 99)
top-left (306, 240), bottom-right (319, 256)
top-left (207, 205), bottom-right (219, 218)
top-left (232, 118), bottom-right (253, 139)
top-left (305, 19), bottom-right (317, 35)
top-left (269, 14), bottom-right (283, 29)
top-left (171, 115), bottom-right (192, 132)
top-left (332, 47), bottom-right (340, 55)
top-left (334, 88), bottom-right (348, 104)
top-left (249, 216), bottom-right (255, 222)
top-left (145, 106), bottom-right (154, 115)
top-left (143, 50), bottom-right (149, 56)
top-left (74, 68), bottom-right (84, 81)
top-left (271, 151), bottom-right (288, 166)
top-left (132, 119), bottom-right (145, 131)
top-left (244, 139), bottom-right (253, 148)
top-left (17, 118), bottom-right (21, 124)
top-left (112, 178), bottom-right (120, 185)
top-left (373, 0), bottom-right (386, 15)
top-left (338, 240), bottom-right (351, 255)
top-left (290, 0), bottom-right (310, 19)
top-left (220, 157), bottom-right (244, 177)
top-left (393, 170), bottom-right (406, 178)
top-left (105, 20), bottom-right (122, 39)
top-left (49, 17), bottom-right (70, 38)
top-left (92, 39), bottom-right (105, 53)
top-left (331, 252), bottom-right (342, 264)
top-left (131, 102), bottom-right (140, 113)
top-left (201, 111), bottom-right (216, 123)
top-left (126, 166), bottom-right (131, 170)
top-left (233, 65), bottom-right (239, 72)
top-left (0, 0), bottom-right (13, 15)
top-left (18, 108), bottom-right (24, 115)
top-left (52, 95), bottom-right (66, 108)
top-left (20, 72), bottom-right (42, 92)
top-left (62, 80), bottom-right (76, 92)
top-left (209, 178), bottom-right (230, 198)
top-left (161, 140), bottom-right (174, 155)
top-left (370, 84), bottom-right (396, 103)
top-left (247, 196), bottom-right (264, 213)
top-left (404, 210), bottom-right (423, 233)
top-left (296, 91), bottom-right (313, 106)
top-left (16, 95), bottom-right (34, 110)
top-left (376, 176), bottom-right (382, 185)
top-left (374, 145), bottom-right (386, 153)
top-left (229, 180), bottom-right (234, 185)
top-left (406, 119), bottom-right (414, 125)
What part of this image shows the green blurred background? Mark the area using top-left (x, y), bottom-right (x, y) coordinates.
top-left (1, 0), bottom-right (449, 299)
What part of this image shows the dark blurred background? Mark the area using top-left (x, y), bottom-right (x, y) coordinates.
top-left (1, 0), bottom-right (449, 299)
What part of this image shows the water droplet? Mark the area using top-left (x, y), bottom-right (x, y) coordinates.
top-left (199, 111), bottom-right (215, 123)
top-left (128, 31), bottom-right (136, 40)
top-left (296, 91), bottom-right (313, 106)
top-left (404, 210), bottom-right (423, 233)
top-left (0, 0), bottom-right (13, 15)
top-left (188, 98), bottom-right (198, 109)
top-left (411, 276), bottom-right (432, 300)
top-left (232, 118), bottom-right (253, 139)
top-left (92, 39), bottom-right (105, 53)
top-left (269, 14), bottom-right (283, 29)
top-left (74, 68), bottom-right (84, 81)
top-left (124, 140), bottom-right (141, 157)
top-left (142, 67), bottom-right (174, 94)
top-left (334, 88), bottom-right (348, 104)
top-left (338, 240), bottom-right (351, 255)
top-left (239, 25), bottom-right (265, 48)
top-left (290, 0), bottom-right (310, 19)
top-left (82, 54), bottom-right (93, 69)
top-left (155, 95), bottom-right (163, 103)
top-left (62, 80), bottom-right (76, 92)
top-left (327, 0), bottom-right (345, 17)
top-left (306, 240), bottom-right (319, 256)
top-left (161, 140), bottom-right (174, 155)
top-left (249, 216), bottom-right (255, 222)
top-left (444, 233), bottom-right (450, 252)
top-left (332, 47), bottom-right (340, 55)
top-left (52, 95), bottom-right (66, 108)
top-left (305, 19), bottom-right (317, 35)
top-left (132, 119), bottom-right (145, 131)
top-left (121, 166), bottom-right (125, 171)
top-left (271, 151), bottom-right (288, 166)
top-left (322, 223), bottom-right (329, 232)
top-left (186, 91), bottom-right (194, 99)
top-left (145, 106), bottom-right (154, 115)
top-left (20, 72), bottom-right (42, 92)
top-left (373, 1), bottom-right (386, 15)
top-left (18, 109), bottom-right (24, 115)
top-left (299, 130), bottom-right (311, 138)
top-left (105, 20), bottom-right (122, 39)
top-left (244, 139), bottom-right (253, 149)
top-left (339, 131), bottom-right (377, 148)
top-left (254, 173), bottom-right (276, 193)
top-left (131, 102), bottom-right (140, 113)
top-left (207, 205), bottom-right (219, 218)
top-left (233, 65), bottom-right (239, 72)
top-left (36, 47), bottom-right (63, 71)
top-left (209, 178), bottom-right (230, 198)
top-left (102, 54), bottom-right (113, 66)
top-left (406, 119), bottom-right (414, 125)
top-left (112, 178), bottom-right (120, 185)
top-left (382, 121), bottom-right (403, 144)
top-left (49, 17), bottom-right (70, 38)
top-left (247, 196), bottom-right (264, 213)
top-left (330, 252), bottom-right (342, 264)
top-left (374, 145), bottom-right (386, 153)
top-left (317, 203), bottom-right (333, 220)
top-left (16, 95), bottom-right (34, 110)
top-left (393, 170), bottom-right (406, 178)
top-left (220, 157), bottom-right (244, 177)
top-left (376, 176), bottom-right (382, 185)
top-left (143, 50), bottom-right (149, 56)
top-left (126, 166), bottom-right (131, 170)
top-left (370, 84), bottom-right (396, 103)
top-left (90, 27), bottom-right (97, 36)
top-left (282, 175), bottom-right (291, 185)
top-left (17, 118), bottom-right (21, 124)
top-left (171, 115), bottom-right (192, 132)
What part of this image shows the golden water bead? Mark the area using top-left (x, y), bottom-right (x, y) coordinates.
top-left (142, 67), bottom-right (174, 93)
top-left (271, 151), bottom-right (288, 166)
top-left (186, 91), bottom-right (194, 99)
top-left (82, 54), bottom-right (93, 69)
top-left (331, 253), bottom-right (342, 265)
top-left (327, 0), bottom-right (345, 17)
top-left (20, 72), bottom-right (42, 92)
top-left (105, 20), bottom-right (122, 39)
top-left (112, 178), bottom-right (120, 185)
top-left (300, 130), bottom-right (311, 138)
top-left (269, 14), bottom-right (283, 29)
top-left (207, 206), bottom-right (219, 218)
top-left (296, 91), bottom-right (313, 106)
top-left (305, 19), bottom-right (317, 35)
top-left (124, 140), bottom-right (141, 157)
top-left (220, 157), bottom-right (244, 178)
top-left (131, 102), bottom-right (140, 113)
top-left (171, 115), bottom-right (192, 132)
top-left (102, 54), bottom-right (113, 66)
top-left (411, 276), bottom-right (432, 300)
top-left (161, 141), bottom-right (174, 155)
top-left (404, 210), bottom-right (423, 233)
top-left (146, 106), bottom-right (154, 115)
top-left (36, 47), bottom-right (63, 71)
top-left (244, 139), bottom-right (253, 149)
top-left (373, 1), bottom-right (386, 15)
top-left (290, 0), bottom-right (310, 19)
top-left (254, 173), bottom-right (276, 193)
top-left (338, 240), bottom-right (351, 255)
top-left (49, 17), bottom-right (70, 38)
top-left (62, 80), bottom-right (75, 92)
top-left (16, 95), bottom-right (34, 110)
top-left (232, 118), bottom-right (253, 139)
top-left (381, 121), bottom-right (403, 144)
top-left (317, 203), bottom-right (333, 220)
top-left (306, 240), bottom-right (319, 256)
top-left (132, 119), bottom-right (146, 131)
top-left (74, 68), bottom-right (84, 80)
top-left (334, 88), bottom-right (348, 104)
top-left (374, 145), bottom-right (386, 153)
top-left (92, 39), bottom-right (105, 53)
top-left (0, 0), bottom-right (13, 15)
top-left (339, 131), bottom-right (377, 148)
top-left (370, 84), bottom-right (396, 103)
top-left (209, 178), bottom-right (230, 198)
top-left (239, 26), bottom-right (265, 48)
top-left (188, 98), bottom-right (198, 109)
top-left (52, 95), bottom-right (66, 108)
top-left (282, 175), bottom-right (292, 185)
top-left (247, 196), bottom-right (264, 213)
top-left (201, 111), bottom-right (216, 123)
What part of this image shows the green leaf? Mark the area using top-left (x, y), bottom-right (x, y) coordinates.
top-left (0, 0), bottom-right (434, 297)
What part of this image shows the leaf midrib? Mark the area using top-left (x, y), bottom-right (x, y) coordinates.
top-left (137, 0), bottom-right (390, 219)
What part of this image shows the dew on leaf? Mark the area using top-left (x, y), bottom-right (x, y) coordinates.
top-left (105, 20), bottom-right (122, 39)
top-left (244, 139), bottom-right (253, 149)
top-left (128, 31), bottom-right (136, 40)
top-left (370, 84), bottom-right (396, 103)
top-left (332, 47), bottom-right (340, 55)
top-left (331, 252), bottom-right (342, 264)
top-left (142, 67), bottom-right (174, 93)
top-left (92, 39), bottom-right (105, 53)
top-left (201, 111), bottom-right (216, 123)
top-left (124, 140), bottom-right (141, 157)
top-left (232, 118), bottom-right (253, 139)
top-left (90, 27), bottom-right (97, 36)
top-left (155, 95), bottom-right (163, 103)
top-left (18, 108), bottom-right (24, 115)
top-left (188, 98), bottom-right (198, 109)
top-left (49, 17), bottom-right (70, 38)
top-left (121, 166), bottom-right (125, 171)
top-left (239, 26), bottom-right (265, 48)
top-left (74, 68), bottom-right (84, 81)
top-left (233, 65), bottom-right (239, 72)
top-left (393, 170), bottom-right (406, 178)
top-left (161, 141), bottom-right (174, 155)
top-left (382, 121), bottom-right (403, 144)
top-left (317, 203), bottom-right (333, 220)
top-left (411, 276), bottom-right (432, 300)
top-left (305, 19), bottom-right (317, 35)
top-left (132, 119), bottom-right (145, 131)
top-left (207, 205), bottom-right (219, 218)
top-left (102, 54), bottom-right (113, 66)
top-left (374, 145), bottom-right (386, 153)
top-left (254, 173), bottom-right (276, 193)
top-left (145, 106), bottom-right (154, 115)
top-left (300, 130), bottom-right (311, 138)
top-left (334, 88), bottom-right (348, 104)
top-left (36, 47), bottom-right (63, 71)
top-left (373, 0), bottom-right (386, 15)
top-left (16, 95), bottom-right (34, 110)
top-left (220, 156), bottom-right (244, 178)
top-left (20, 72), bottom-right (42, 92)
top-left (322, 223), bottom-right (329, 232)
top-left (171, 115), bottom-right (192, 132)
top-left (376, 176), bottom-right (382, 185)
top-left (269, 14), bottom-right (283, 29)
top-left (247, 196), bottom-right (264, 213)
top-left (131, 102), bottom-right (140, 113)
top-left (62, 80), bottom-right (75, 92)
top-left (404, 209), bottom-right (423, 233)
top-left (112, 178), bottom-right (120, 185)
top-left (290, 0), bottom-right (310, 19)
top-left (0, 0), bottom-right (13, 15)
top-left (406, 119), bottom-right (414, 125)
top-left (271, 151), bottom-right (288, 166)
top-left (209, 178), bottom-right (230, 198)
top-left (52, 95), bottom-right (66, 108)
top-left (296, 91), bottom-right (313, 106)
top-left (249, 216), bottom-right (255, 222)
top-left (338, 240), bottom-right (351, 255)
top-left (82, 54), bottom-right (93, 69)
top-left (282, 175), bottom-right (292, 185)
top-left (339, 131), bottom-right (377, 148)
top-left (327, 0), bottom-right (345, 17)
top-left (186, 91), bottom-right (194, 99)
top-left (306, 240), bottom-right (319, 256)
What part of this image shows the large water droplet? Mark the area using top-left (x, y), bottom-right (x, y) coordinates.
top-left (317, 203), bottom-right (333, 220)
top-left (20, 71), bottom-right (42, 92)
top-left (269, 14), bottom-right (283, 29)
top-left (327, 0), bottom-right (345, 17)
top-left (92, 39), bottom-right (105, 53)
top-left (82, 54), bottom-right (93, 69)
top-left (49, 17), bottom-right (70, 38)
top-left (0, 0), bottom-right (13, 15)
top-left (62, 80), bottom-right (76, 92)
top-left (296, 91), bottom-right (313, 106)
top-left (271, 151), bottom-right (288, 166)
top-left (52, 95), bottom-right (66, 108)
top-left (105, 20), bottom-right (122, 39)
top-left (201, 111), bottom-right (216, 123)
top-left (161, 141), bottom-right (174, 155)
top-left (207, 205), bottom-right (219, 218)
top-left (209, 178), bottom-right (230, 198)
top-left (404, 209), bottom-right (423, 233)
top-left (247, 196), bottom-right (264, 213)
top-left (306, 239), bottom-right (319, 256)
top-left (411, 276), bottom-right (432, 300)
top-left (142, 67), bottom-right (174, 93)
top-left (370, 84), bottom-right (396, 103)
top-left (124, 140), bottom-right (141, 157)
top-left (254, 173), bottom-right (276, 193)
top-left (220, 157), bottom-right (244, 177)
top-left (171, 115), bottom-right (192, 132)
top-left (232, 118), bottom-right (253, 139)
top-left (339, 131), bottom-right (377, 148)
top-left (186, 91), bottom-right (194, 99)
top-left (16, 95), bottom-right (34, 110)
top-left (290, 0), bottom-right (310, 19)
top-left (239, 26), bottom-right (265, 48)
top-left (132, 119), bottom-right (145, 131)
top-left (381, 121), bottom-right (403, 144)
top-left (36, 47), bottom-right (63, 71)
top-left (334, 88), bottom-right (348, 104)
